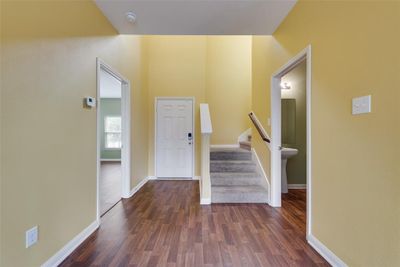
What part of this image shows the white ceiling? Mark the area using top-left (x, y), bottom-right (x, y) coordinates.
top-left (94, 0), bottom-right (297, 35)
top-left (100, 69), bottom-right (122, 98)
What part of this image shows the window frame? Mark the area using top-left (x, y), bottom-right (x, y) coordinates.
top-left (104, 116), bottom-right (122, 150)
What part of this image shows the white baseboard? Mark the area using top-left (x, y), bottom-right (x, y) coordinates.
top-left (148, 176), bottom-right (157, 180)
top-left (288, 184), bottom-right (306, 189)
top-left (100, 158), bottom-right (121, 162)
top-left (210, 144), bottom-right (239, 149)
top-left (128, 176), bottom-right (150, 197)
top-left (307, 234), bottom-right (347, 267)
top-left (193, 176), bottom-right (200, 180)
top-left (200, 198), bottom-right (211, 205)
top-left (251, 148), bottom-right (271, 205)
top-left (41, 220), bottom-right (100, 267)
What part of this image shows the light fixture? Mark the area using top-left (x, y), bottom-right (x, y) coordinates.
top-left (125, 12), bottom-right (137, 24)
top-left (280, 82), bottom-right (291, 90)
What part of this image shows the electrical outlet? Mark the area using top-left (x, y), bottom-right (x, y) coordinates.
top-left (26, 226), bottom-right (38, 248)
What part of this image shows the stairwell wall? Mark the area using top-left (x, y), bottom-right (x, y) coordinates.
top-left (146, 36), bottom-right (252, 176)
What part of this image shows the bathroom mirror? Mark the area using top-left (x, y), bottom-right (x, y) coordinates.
top-left (281, 98), bottom-right (296, 145)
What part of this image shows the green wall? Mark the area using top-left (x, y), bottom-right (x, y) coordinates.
top-left (100, 98), bottom-right (121, 160)
top-left (281, 61), bottom-right (306, 185)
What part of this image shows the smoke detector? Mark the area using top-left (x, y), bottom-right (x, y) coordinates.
top-left (125, 12), bottom-right (136, 24)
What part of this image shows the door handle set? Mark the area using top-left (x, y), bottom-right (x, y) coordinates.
top-left (188, 132), bottom-right (193, 145)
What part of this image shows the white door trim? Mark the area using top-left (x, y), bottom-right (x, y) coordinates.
top-left (270, 46), bottom-right (312, 237)
top-left (155, 97), bottom-right (195, 179)
top-left (96, 58), bottom-right (131, 221)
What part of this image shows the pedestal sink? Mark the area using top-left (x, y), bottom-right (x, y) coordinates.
top-left (281, 147), bottom-right (298, 193)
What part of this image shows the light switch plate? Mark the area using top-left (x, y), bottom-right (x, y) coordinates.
top-left (352, 95), bottom-right (371, 115)
top-left (26, 226), bottom-right (38, 248)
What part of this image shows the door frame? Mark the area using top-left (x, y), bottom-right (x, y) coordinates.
top-left (155, 97), bottom-right (195, 179)
top-left (96, 58), bottom-right (131, 220)
top-left (270, 46), bottom-right (312, 236)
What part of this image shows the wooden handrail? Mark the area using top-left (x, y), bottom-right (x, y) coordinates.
top-left (248, 112), bottom-right (271, 143)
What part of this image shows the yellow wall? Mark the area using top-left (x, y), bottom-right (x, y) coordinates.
top-left (146, 36), bottom-right (207, 177)
top-left (251, 36), bottom-right (279, 182)
top-left (1, 7), bottom-right (252, 262)
top-left (146, 36), bottom-right (252, 176)
top-left (0, 1), bottom-right (3, 263)
top-left (6, 1), bottom-right (397, 266)
top-left (206, 36), bottom-right (252, 144)
top-left (252, 1), bottom-right (400, 266)
top-left (0, 2), bottom-right (148, 266)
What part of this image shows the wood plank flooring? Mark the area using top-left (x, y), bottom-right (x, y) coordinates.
top-left (100, 162), bottom-right (122, 216)
top-left (61, 181), bottom-right (329, 267)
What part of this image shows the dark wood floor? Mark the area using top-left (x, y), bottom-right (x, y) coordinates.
top-left (100, 162), bottom-right (121, 216)
top-left (61, 181), bottom-right (329, 267)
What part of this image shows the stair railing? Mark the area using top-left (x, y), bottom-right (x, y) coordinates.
top-left (249, 112), bottom-right (271, 147)
top-left (200, 104), bottom-right (212, 205)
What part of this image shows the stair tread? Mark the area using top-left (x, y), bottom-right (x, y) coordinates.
top-left (212, 185), bottom-right (267, 193)
top-left (210, 172), bottom-right (260, 177)
top-left (210, 160), bottom-right (255, 164)
top-left (210, 150), bottom-right (252, 161)
top-left (211, 172), bottom-right (259, 177)
top-left (210, 160), bottom-right (256, 173)
top-left (211, 178), bottom-right (261, 186)
top-left (210, 148), bottom-right (250, 153)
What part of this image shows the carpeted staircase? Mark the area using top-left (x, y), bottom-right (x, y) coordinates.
top-left (210, 147), bottom-right (269, 203)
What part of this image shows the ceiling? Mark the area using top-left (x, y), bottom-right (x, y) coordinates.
top-left (94, 0), bottom-right (297, 35)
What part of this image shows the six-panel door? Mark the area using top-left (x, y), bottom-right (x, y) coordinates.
top-left (156, 99), bottom-right (193, 178)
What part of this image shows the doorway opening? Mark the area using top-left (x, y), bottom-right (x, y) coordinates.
top-left (155, 97), bottom-right (195, 179)
top-left (270, 46), bottom-right (312, 237)
top-left (96, 59), bottom-right (131, 219)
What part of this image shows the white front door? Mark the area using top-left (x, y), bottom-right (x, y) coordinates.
top-left (156, 99), bottom-right (193, 178)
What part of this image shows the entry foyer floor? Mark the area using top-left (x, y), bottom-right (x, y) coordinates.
top-left (61, 181), bottom-right (329, 266)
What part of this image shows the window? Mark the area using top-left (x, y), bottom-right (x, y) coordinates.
top-left (104, 116), bottom-right (122, 149)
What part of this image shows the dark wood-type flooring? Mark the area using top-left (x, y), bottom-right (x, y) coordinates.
top-left (61, 181), bottom-right (329, 267)
top-left (100, 162), bottom-right (122, 216)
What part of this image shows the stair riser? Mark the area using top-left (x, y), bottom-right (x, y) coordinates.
top-left (211, 177), bottom-right (261, 186)
top-left (211, 192), bottom-right (268, 203)
top-left (210, 152), bottom-right (252, 161)
top-left (210, 162), bottom-right (256, 173)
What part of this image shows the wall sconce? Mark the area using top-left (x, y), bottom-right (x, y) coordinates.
top-left (280, 82), bottom-right (291, 90)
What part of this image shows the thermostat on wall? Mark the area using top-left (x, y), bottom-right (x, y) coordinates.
top-left (85, 97), bottom-right (96, 108)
